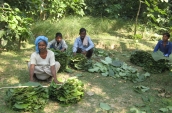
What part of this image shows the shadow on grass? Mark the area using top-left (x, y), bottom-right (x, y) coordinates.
top-left (0, 38), bottom-right (172, 113)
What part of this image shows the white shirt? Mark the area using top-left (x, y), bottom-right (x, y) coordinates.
top-left (73, 36), bottom-right (94, 52)
top-left (30, 50), bottom-right (55, 66)
top-left (47, 39), bottom-right (68, 50)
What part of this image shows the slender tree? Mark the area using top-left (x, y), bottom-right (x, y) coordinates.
top-left (134, 0), bottom-right (142, 35)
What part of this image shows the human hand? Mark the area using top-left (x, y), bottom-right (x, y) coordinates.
top-left (164, 54), bottom-right (168, 57)
top-left (53, 79), bottom-right (63, 84)
top-left (82, 51), bottom-right (87, 55)
top-left (60, 48), bottom-right (65, 52)
top-left (73, 52), bottom-right (76, 56)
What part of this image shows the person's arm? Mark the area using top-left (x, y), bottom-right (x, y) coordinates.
top-left (29, 53), bottom-right (36, 81)
top-left (153, 41), bottom-right (160, 52)
top-left (49, 51), bottom-right (62, 84)
top-left (29, 64), bottom-right (35, 81)
top-left (73, 38), bottom-right (78, 55)
top-left (85, 37), bottom-right (94, 52)
top-left (50, 65), bottom-right (61, 84)
top-left (47, 39), bottom-right (56, 48)
top-left (61, 40), bottom-right (68, 51)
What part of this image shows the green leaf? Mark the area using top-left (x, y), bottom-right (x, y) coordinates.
top-left (13, 103), bottom-right (29, 109)
top-left (88, 67), bottom-right (100, 72)
top-left (111, 60), bottom-right (123, 67)
top-left (167, 106), bottom-right (172, 111)
top-left (168, 54), bottom-right (172, 62)
top-left (105, 57), bottom-right (112, 64)
top-left (108, 67), bottom-right (114, 76)
top-left (159, 108), bottom-right (169, 112)
top-left (152, 51), bottom-right (166, 61)
top-left (101, 72), bottom-right (108, 76)
top-left (99, 102), bottom-right (111, 111)
top-left (100, 59), bottom-right (109, 65)
top-left (119, 72), bottom-right (126, 76)
top-left (144, 72), bottom-right (150, 77)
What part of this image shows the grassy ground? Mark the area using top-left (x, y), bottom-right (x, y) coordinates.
top-left (0, 17), bottom-right (172, 113)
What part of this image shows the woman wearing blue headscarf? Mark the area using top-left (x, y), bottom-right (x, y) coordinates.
top-left (28, 36), bottom-right (61, 84)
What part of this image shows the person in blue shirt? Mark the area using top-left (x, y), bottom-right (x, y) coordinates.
top-left (73, 28), bottom-right (94, 58)
top-left (153, 32), bottom-right (172, 57)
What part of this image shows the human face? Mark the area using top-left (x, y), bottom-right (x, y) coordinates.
top-left (162, 35), bottom-right (169, 42)
top-left (38, 41), bottom-right (47, 52)
top-left (56, 36), bottom-right (62, 42)
top-left (80, 31), bottom-right (86, 39)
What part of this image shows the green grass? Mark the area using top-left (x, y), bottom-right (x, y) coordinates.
top-left (0, 16), bottom-right (172, 113)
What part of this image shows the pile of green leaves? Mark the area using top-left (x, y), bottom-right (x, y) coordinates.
top-left (51, 49), bottom-right (69, 72)
top-left (49, 77), bottom-right (84, 105)
top-left (130, 51), bottom-right (171, 73)
top-left (5, 82), bottom-right (49, 112)
top-left (88, 57), bottom-right (150, 83)
top-left (130, 51), bottom-right (151, 67)
top-left (69, 54), bottom-right (91, 70)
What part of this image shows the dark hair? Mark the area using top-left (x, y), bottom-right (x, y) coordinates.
top-left (79, 28), bottom-right (86, 33)
top-left (163, 32), bottom-right (170, 38)
top-left (55, 32), bottom-right (62, 38)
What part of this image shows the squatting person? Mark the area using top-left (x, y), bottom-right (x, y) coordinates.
top-left (73, 28), bottom-right (94, 58)
top-left (28, 36), bottom-right (61, 84)
top-left (154, 32), bottom-right (172, 57)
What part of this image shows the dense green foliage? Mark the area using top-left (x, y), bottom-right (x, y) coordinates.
top-left (130, 51), bottom-right (170, 73)
top-left (51, 49), bottom-right (69, 72)
top-left (49, 77), bottom-right (84, 105)
top-left (5, 82), bottom-right (49, 112)
top-left (0, 3), bottom-right (33, 50)
top-left (0, 0), bottom-right (172, 50)
top-left (69, 54), bottom-right (91, 70)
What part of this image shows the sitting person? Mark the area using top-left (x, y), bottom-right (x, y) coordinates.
top-left (47, 32), bottom-right (68, 52)
top-left (73, 28), bottom-right (94, 58)
top-left (154, 32), bottom-right (172, 57)
top-left (28, 36), bottom-right (61, 84)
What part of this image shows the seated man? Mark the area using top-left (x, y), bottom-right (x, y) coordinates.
top-left (73, 28), bottom-right (94, 58)
top-left (28, 36), bottom-right (61, 84)
top-left (47, 32), bottom-right (68, 52)
top-left (154, 32), bottom-right (172, 57)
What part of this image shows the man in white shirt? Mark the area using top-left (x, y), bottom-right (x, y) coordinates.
top-left (73, 28), bottom-right (94, 58)
top-left (47, 32), bottom-right (68, 52)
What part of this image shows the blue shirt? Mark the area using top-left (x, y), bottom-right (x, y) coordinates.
top-left (73, 36), bottom-right (94, 52)
top-left (153, 40), bottom-right (172, 56)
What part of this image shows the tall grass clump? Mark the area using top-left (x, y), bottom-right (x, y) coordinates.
top-left (31, 16), bottom-right (115, 40)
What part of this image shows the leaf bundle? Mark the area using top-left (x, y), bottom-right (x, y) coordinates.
top-left (130, 50), bottom-right (170, 73)
top-left (5, 82), bottom-right (49, 112)
top-left (69, 54), bottom-right (91, 70)
top-left (51, 49), bottom-right (69, 72)
top-left (49, 77), bottom-right (84, 105)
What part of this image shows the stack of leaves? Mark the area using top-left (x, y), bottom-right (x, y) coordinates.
top-left (51, 49), bottom-right (69, 72)
top-left (49, 77), bottom-right (84, 105)
top-left (69, 54), bottom-right (91, 70)
top-left (5, 82), bottom-right (49, 112)
top-left (130, 50), bottom-right (171, 73)
top-left (130, 51), bottom-right (152, 67)
top-left (88, 57), bottom-right (150, 83)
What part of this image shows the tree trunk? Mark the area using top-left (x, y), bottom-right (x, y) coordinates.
top-left (134, 0), bottom-right (142, 35)
top-left (18, 37), bottom-right (21, 50)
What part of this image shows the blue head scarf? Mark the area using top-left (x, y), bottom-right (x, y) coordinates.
top-left (35, 36), bottom-right (48, 53)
